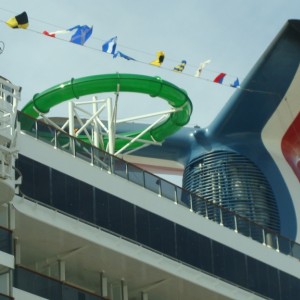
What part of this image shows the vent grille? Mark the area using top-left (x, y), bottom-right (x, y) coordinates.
top-left (183, 151), bottom-right (280, 232)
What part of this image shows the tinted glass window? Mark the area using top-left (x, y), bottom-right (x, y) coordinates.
top-left (16, 155), bottom-right (34, 197)
top-left (34, 161), bottom-right (50, 204)
top-left (95, 189), bottom-right (109, 229)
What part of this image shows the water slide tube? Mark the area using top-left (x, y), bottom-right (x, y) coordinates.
top-left (21, 73), bottom-right (193, 151)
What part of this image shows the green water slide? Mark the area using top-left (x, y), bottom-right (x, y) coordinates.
top-left (21, 73), bottom-right (193, 151)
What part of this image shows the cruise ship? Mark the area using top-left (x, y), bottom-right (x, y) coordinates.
top-left (0, 19), bottom-right (300, 300)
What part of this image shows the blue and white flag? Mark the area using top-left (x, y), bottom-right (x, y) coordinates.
top-left (113, 51), bottom-right (135, 61)
top-left (69, 25), bottom-right (93, 45)
top-left (102, 36), bottom-right (117, 54)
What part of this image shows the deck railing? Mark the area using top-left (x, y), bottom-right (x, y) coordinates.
top-left (17, 111), bottom-right (300, 261)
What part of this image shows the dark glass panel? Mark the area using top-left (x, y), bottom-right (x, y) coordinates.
top-left (136, 207), bottom-right (150, 246)
top-left (160, 219), bottom-right (176, 257)
top-left (108, 195), bottom-right (122, 234)
top-left (14, 267), bottom-right (62, 299)
top-left (279, 270), bottom-right (300, 300)
top-left (0, 227), bottom-right (12, 254)
top-left (14, 266), bottom-right (105, 299)
top-left (78, 181), bottom-right (94, 223)
top-left (121, 201), bottom-right (135, 240)
top-left (94, 189), bottom-right (109, 229)
top-left (51, 169), bottom-right (67, 211)
top-left (212, 241), bottom-right (247, 287)
top-left (176, 225), bottom-right (212, 271)
top-left (16, 155), bottom-right (34, 198)
top-left (247, 256), bottom-right (268, 296)
top-left (148, 213), bottom-right (164, 252)
top-left (34, 160), bottom-right (51, 204)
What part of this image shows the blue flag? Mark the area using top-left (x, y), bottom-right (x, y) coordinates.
top-left (102, 36), bottom-right (117, 54)
top-left (69, 25), bottom-right (93, 45)
top-left (231, 78), bottom-right (240, 88)
top-left (113, 51), bottom-right (135, 61)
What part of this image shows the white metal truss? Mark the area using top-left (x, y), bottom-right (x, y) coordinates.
top-left (36, 90), bottom-right (180, 156)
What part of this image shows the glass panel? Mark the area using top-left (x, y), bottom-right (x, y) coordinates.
top-left (280, 269), bottom-right (300, 299)
top-left (92, 147), bottom-right (110, 171)
top-left (75, 140), bottom-right (92, 163)
top-left (136, 207), bottom-right (150, 246)
top-left (179, 189), bottom-right (192, 210)
top-left (206, 202), bottom-right (221, 224)
top-left (121, 201), bottom-right (135, 240)
top-left (127, 164), bottom-right (144, 187)
top-left (249, 221), bottom-right (264, 244)
top-left (175, 187), bottom-right (189, 208)
top-left (78, 181), bottom-right (94, 223)
top-left (192, 194), bottom-right (208, 218)
top-left (277, 235), bottom-right (291, 255)
top-left (161, 180), bottom-right (176, 201)
top-left (149, 213), bottom-right (164, 252)
top-left (246, 256), bottom-right (268, 296)
top-left (65, 176), bottom-right (80, 217)
top-left (36, 121), bottom-right (56, 146)
top-left (34, 161), bottom-right (51, 204)
top-left (176, 225), bottom-right (205, 270)
top-left (112, 157), bottom-right (127, 179)
top-left (18, 112), bottom-right (37, 137)
top-left (16, 155), bottom-right (35, 198)
top-left (144, 172), bottom-right (160, 194)
top-left (14, 267), bottom-right (61, 299)
top-left (14, 266), bottom-right (104, 299)
top-left (56, 131), bottom-right (73, 155)
top-left (291, 241), bottom-right (300, 260)
top-left (235, 215), bottom-right (251, 237)
top-left (0, 227), bottom-right (12, 254)
top-left (51, 169), bottom-right (67, 211)
top-left (108, 195), bottom-right (122, 235)
top-left (94, 189), bottom-right (109, 229)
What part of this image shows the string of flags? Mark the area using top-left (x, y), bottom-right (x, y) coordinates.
top-left (43, 25), bottom-right (93, 45)
top-left (3, 11), bottom-right (241, 89)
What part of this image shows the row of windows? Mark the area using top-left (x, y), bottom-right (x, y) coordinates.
top-left (16, 155), bottom-right (300, 300)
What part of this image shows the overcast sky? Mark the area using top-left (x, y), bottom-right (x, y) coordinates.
top-left (1, 0), bottom-right (300, 184)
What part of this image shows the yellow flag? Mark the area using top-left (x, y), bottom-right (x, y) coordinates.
top-left (6, 11), bottom-right (29, 29)
top-left (150, 51), bottom-right (165, 66)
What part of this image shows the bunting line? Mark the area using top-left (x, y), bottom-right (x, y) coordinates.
top-left (0, 8), bottom-right (281, 96)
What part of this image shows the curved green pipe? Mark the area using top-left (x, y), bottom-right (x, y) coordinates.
top-left (21, 73), bottom-right (193, 151)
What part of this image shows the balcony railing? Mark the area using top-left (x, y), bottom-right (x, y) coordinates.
top-left (14, 265), bottom-right (105, 300)
top-left (17, 111), bottom-right (300, 261)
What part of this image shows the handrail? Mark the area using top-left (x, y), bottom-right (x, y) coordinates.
top-left (17, 111), bottom-right (300, 262)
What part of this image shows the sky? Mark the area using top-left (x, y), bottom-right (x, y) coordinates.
top-left (1, 0), bottom-right (300, 185)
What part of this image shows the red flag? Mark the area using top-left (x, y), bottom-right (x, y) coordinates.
top-left (214, 73), bottom-right (226, 84)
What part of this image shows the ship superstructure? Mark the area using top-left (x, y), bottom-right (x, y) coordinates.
top-left (0, 20), bottom-right (300, 300)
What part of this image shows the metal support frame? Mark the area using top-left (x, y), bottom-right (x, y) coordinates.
top-left (35, 88), bottom-right (178, 157)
